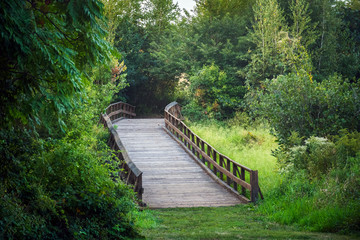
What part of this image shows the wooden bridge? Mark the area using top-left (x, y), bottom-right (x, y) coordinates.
top-left (99, 102), bottom-right (262, 208)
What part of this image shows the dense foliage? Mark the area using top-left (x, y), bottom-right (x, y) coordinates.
top-left (158, 0), bottom-right (359, 234)
top-left (0, 0), bottom-right (115, 130)
top-left (248, 71), bottom-right (360, 145)
top-left (1, 0), bottom-right (360, 236)
top-left (0, 0), bottom-right (142, 238)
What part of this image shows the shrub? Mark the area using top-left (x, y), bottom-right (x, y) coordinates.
top-left (0, 128), bottom-right (142, 239)
top-left (247, 71), bottom-right (360, 145)
top-left (188, 64), bottom-right (245, 119)
top-left (267, 130), bottom-right (360, 233)
top-left (288, 136), bottom-right (336, 177)
top-left (182, 101), bottom-right (208, 122)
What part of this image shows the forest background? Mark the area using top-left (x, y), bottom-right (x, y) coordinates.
top-left (0, 0), bottom-right (359, 239)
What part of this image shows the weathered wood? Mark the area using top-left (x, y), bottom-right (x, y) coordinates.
top-left (164, 102), bottom-right (263, 203)
top-left (201, 140), bottom-right (205, 164)
top-left (100, 102), bottom-right (143, 203)
top-left (250, 170), bottom-right (259, 202)
top-left (219, 155), bottom-right (224, 180)
top-left (241, 167), bottom-right (246, 196)
top-left (226, 158), bottom-right (231, 185)
top-left (113, 118), bottom-right (244, 208)
top-left (163, 119), bottom-right (252, 191)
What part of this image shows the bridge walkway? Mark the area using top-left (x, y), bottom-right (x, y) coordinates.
top-left (113, 118), bottom-right (243, 208)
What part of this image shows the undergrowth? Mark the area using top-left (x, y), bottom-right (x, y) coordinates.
top-left (187, 119), bottom-right (280, 196)
top-left (185, 118), bottom-right (360, 235)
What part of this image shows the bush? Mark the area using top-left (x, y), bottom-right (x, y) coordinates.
top-left (0, 127), bottom-right (142, 239)
top-left (265, 130), bottom-right (360, 233)
top-left (247, 71), bottom-right (360, 145)
top-left (182, 101), bottom-right (208, 122)
top-left (288, 136), bottom-right (336, 177)
top-left (188, 64), bottom-right (245, 119)
top-left (277, 130), bottom-right (360, 178)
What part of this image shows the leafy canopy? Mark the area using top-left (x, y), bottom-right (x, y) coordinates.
top-left (0, 0), bottom-right (115, 130)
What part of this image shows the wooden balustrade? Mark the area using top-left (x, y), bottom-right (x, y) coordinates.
top-left (105, 102), bottom-right (136, 121)
top-left (99, 102), bottom-right (143, 203)
top-left (164, 102), bottom-right (263, 203)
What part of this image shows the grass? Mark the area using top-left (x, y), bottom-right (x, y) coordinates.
top-left (187, 120), bottom-right (281, 196)
top-left (178, 120), bottom-right (360, 234)
top-left (138, 205), bottom-right (358, 239)
top-left (133, 119), bottom-right (359, 238)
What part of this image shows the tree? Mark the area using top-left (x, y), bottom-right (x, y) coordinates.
top-left (0, 0), bottom-right (113, 130)
top-left (194, 0), bottom-right (252, 20)
top-left (102, 0), bottom-right (142, 44)
top-left (290, 0), bottom-right (318, 50)
top-left (143, 0), bottom-right (180, 36)
top-left (246, 0), bottom-right (287, 88)
top-left (0, 1), bottom-right (143, 239)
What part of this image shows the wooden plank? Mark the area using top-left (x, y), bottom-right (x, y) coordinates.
top-left (164, 115), bottom-right (252, 172)
top-left (164, 119), bottom-right (252, 191)
top-left (115, 118), bottom-right (244, 208)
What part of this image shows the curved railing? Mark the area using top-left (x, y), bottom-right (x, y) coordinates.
top-left (105, 102), bottom-right (136, 121)
top-left (99, 102), bottom-right (143, 203)
top-left (164, 102), bottom-right (263, 203)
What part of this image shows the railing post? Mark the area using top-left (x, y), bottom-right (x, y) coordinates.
top-left (186, 128), bottom-right (190, 149)
top-left (206, 144), bottom-right (211, 168)
top-left (212, 150), bottom-right (217, 175)
top-left (250, 170), bottom-right (259, 203)
top-left (201, 140), bottom-right (205, 164)
top-left (137, 173), bottom-right (143, 200)
top-left (195, 136), bottom-right (200, 159)
top-left (219, 155), bottom-right (224, 180)
top-left (241, 168), bottom-right (246, 196)
top-left (232, 164), bottom-right (238, 192)
top-left (191, 133), bottom-right (195, 154)
top-left (176, 119), bottom-right (180, 138)
top-left (226, 159), bottom-right (231, 185)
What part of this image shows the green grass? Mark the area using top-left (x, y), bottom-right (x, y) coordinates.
top-left (139, 205), bottom-right (357, 239)
top-left (133, 120), bottom-right (359, 238)
top-left (178, 120), bottom-right (360, 234)
top-left (188, 120), bottom-right (281, 196)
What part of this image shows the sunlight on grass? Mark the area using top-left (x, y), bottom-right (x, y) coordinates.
top-left (137, 120), bottom-right (359, 239)
top-left (188, 121), bottom-right (281, 196)
top-left (140, 206), bottom-right (353, 240)
top-left (134, 209), bottom-right (158, 229)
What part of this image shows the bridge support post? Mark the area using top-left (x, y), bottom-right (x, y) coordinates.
top-left (250, 170), bottom-right (259, 203)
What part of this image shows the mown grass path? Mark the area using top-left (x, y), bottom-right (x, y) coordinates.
top-left (140, 205), bottom-right (359, 239)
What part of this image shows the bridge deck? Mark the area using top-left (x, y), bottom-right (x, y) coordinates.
top-left (113, 118), bottom-right (243, 208)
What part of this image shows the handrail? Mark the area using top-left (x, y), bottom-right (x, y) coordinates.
top-left (164, 102), bottom-right (263, 203)
top-left (99, 102), bottom-right (143, 203)
top-left (105, 102), bottom-right (136, 121)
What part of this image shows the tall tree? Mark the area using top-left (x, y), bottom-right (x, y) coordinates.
top-left (195, 0), bottom-right (252, 19)
top-left (246, 0), bottom-right (286, 88)
top-left (290, 0), bottom-right (318, 49)
top-left (0, 0), bottom-right (113, 129)
top-left (143, 0), bottom-right (180, 36)
top-left (102, 0), bottom-right (142, 44)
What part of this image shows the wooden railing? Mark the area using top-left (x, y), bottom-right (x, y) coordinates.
top-left (105, 102), bottom-right (136, 121)
top-left (99, 102), bottom-right (143, 203)
top-left (164, 102), bottom-right (263, 203)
